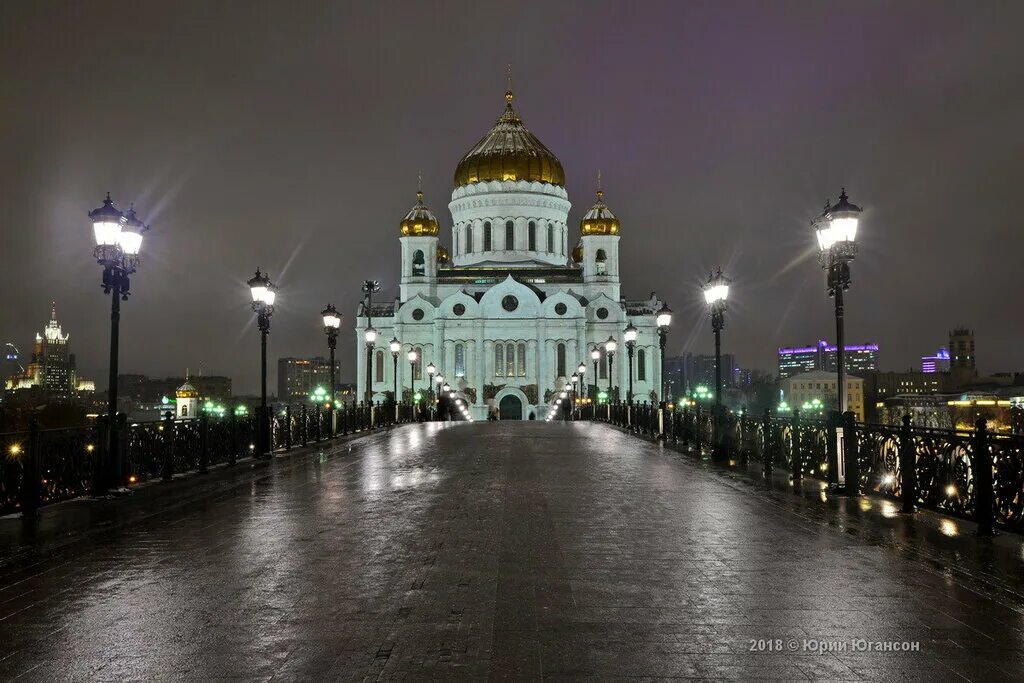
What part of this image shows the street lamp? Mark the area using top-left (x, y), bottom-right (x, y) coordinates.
top-left (408, 349), bottom-right (419, 418)
top-left (656, 303), bottom-right (672, 405)
top-left (590, 347), bottom-right (600, 400)
top-left (363, 325), bottom-right (377, 404)
top-left (361, 279), bottom-right (381, 404)
top-left (389, 337), bottom-right (401, 403)
top-left (623, 323), bottom-right (638, 403)
top-left (321, 304), bottom-right (342, 437)
top-left (604, 336), bottom-right (617, 398)
top-left (815, 189), bottom-right (862, 491)
top-left (703, 269), bottom-right (730, 455)
top-left (426, 363), bottom-right (437, 419)
top-left (248, 269), bottom-right (277, 457)
top-left (89, 194), bottom-right (148, 494)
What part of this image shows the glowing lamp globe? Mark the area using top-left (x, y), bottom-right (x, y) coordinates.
top-left (407, 349), bottom-right (418, 363)
top-left (321, 304), bottom-right (342, 330)
top-left (119, 205), bottom-right (147, 256)
top-left (656, 303), bottom-right (672, 330)
top-left (590, 348), bottom-right (600, 361)
top-left (89, 194), bottom-right (123, 248)
top-left (816, 189), bottom-right (861, 254)
top-left (577, 363), bottom-right (586, 375)
top-left (604, 337), bottom-right (617, 353)
top-left (702, 269), bottom-right (730, 305)
top-left (364, 325), bottom-right (377, 344)
top-left (623, 323), bottom-right (638, 344)
top-left (389, 337), bottom-right (401, 354)
top-left (248, 270), bottom-right (276, 306)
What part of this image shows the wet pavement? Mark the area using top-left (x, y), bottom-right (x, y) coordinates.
top-left (1, 421), bottom-right (1023, 681)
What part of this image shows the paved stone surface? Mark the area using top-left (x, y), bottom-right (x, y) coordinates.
top-left (1, 421), bottom-right (1023, 681)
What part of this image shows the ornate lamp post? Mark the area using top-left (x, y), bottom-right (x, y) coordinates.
top-left (441, 380), bottom-right (451, 420)
top-left (815, 189), bottom-right (862, 491)
top-left (703, 269), bottom-right (730, 454)
top-left (321, 304), bottom-right (342, 437)
top-left (426, 362), bottom-right (437, 420)
top-left (389, 337), bottom-right (401, 404)
top-left (408, 349), bottom-right (419, 419)
top-left (656, 303), bottom-right (672, 405)
top-left (605, 336), bottom-right (617, 398)
top-left (363, 325), bottom-right (377, 404)
top-left (248, 269), bottom-right (277, 457)
top-left (89, 194), bottom-right (148, 494)
top-left (623, 323), bottom-right (638, 403)
top-left (590, 347), bottom-right (600, 400)
top-left (361, 279), bottom-right (381, 404)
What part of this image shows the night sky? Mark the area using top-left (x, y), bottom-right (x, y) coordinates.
top-left (2, 1), bottom-right (1022, 394)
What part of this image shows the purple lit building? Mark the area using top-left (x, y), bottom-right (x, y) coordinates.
top-left (921, 347), bottom-right (951, 374)
top-left (777, 340), bottom-right (879, 380)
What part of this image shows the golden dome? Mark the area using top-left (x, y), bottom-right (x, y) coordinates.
top-left (399, 189), bottom-right (440, 237)
top-left (571, 244), bottom-right (583, 263)
top-left (436, 245), bottom-right (450, 264)
top-left (453, 90), bottom-right (565, 187)
top-left (175, 380), bottom-right (199, 399)
top-left (580, 188), bottom-right (620, 236)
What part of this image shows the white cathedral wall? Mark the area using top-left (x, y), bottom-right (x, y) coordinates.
top-left (449, 181), bottom-right (571, 268)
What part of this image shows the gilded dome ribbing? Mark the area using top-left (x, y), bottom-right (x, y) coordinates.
top-left (400, 190), bottom-right (441, 237)
top-left (453, 90), bottom-right (565, 187)
top-left (580, 189), bottom-right (620, 236)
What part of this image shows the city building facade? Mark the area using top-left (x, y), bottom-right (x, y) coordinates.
top-left (921, 347), bottom-right (951, 374)
top-left (4, 305), bottom-right (93, 403)
top-left (277, 357), bottom-right (339, 401)
top-left (354, 88), bottom-right (668, 420)
top-left (781, 370), bottom-right (865, 421)
top-left (777, 340), bottom-right (879, 380)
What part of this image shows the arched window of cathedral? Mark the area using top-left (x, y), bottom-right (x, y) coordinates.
top-left (466, 225), bottom-right (473, 254)
top-left (556, 343), bottom-right (566, 377)
top-left (375, 350), bottom-right (385, 383)
top-left (506, 342), bottom-right (516, 377)
top-left (413, 346), bottom-right (423, 380)
top-left (595, 248), bottom-right (607, 275)
top-left (483, 222), bottom-right (492, 250)
top-left (637, 349), bottom-right (646, 381)
top-left (412, 250), bottom-right (425, 276)
top-left (505, 221), bottom-right (514, 249)
top-left (528, 222), bottom-right (536, 250)
top-left (517, 343), bottom-right (526, 376)
top-left (494, 343), bottom-right (503, 377)
top-left (599, 347), bottom-right (608, 379)
top-left (455, 343), bottom-right (465, 378)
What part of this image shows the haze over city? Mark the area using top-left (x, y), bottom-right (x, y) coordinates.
top-left (2, 1), bottom-right (1022, 393)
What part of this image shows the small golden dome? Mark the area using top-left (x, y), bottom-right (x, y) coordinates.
top-left (453, 89), bottom-right (565, 187)
top-left (580, 187), bottom-right (620, 236)
top-left (399, 189), bottom-right (440, 237)
top-left (571, 244), bottom-right (583, 263)
top-left (175, 380), bottom-right (199, 399)
top-left (436, 245), bottom-right (450, 264)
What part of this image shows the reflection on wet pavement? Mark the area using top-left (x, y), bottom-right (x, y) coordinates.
top-left (0, 421), bottom-right (1022, 680)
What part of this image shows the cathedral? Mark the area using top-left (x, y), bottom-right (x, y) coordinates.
top-left (355, 88), bottom-right (669, 420)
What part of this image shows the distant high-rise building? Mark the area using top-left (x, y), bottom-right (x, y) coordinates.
top-left (278, 357), bottom-right (339, 401)
top-left (663, 353), bottom-right (737, 398)
top-left (777, 340), bottom-right (878, 380)
top-left (921, 347), bottom-right (951, 374)
top-left (4, 305), bottom-right (91, 401)
top-left (949, 328), bottom-right (975, 373)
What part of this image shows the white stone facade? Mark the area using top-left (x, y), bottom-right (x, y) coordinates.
top-left (354, 97), bottom-right (666, 420)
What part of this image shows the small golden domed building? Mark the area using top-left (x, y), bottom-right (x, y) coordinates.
top-left (359, 85), bottom-right (668, 420)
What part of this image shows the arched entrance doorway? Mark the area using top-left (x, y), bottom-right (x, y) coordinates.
top-left (498, 394), bottom-right (522, 420)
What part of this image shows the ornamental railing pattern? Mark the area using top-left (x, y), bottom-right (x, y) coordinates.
top-left (594, 401), bottom-right (1024, 534)
top-left (2, 401), bottom-right (418, 516)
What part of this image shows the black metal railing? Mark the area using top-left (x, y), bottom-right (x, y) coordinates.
top-left (1, 401), bottom-right (417, 516)
top-left (596, 400), bottom-right (1024, 534)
